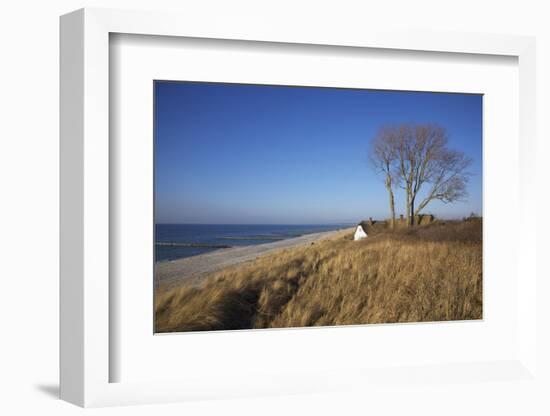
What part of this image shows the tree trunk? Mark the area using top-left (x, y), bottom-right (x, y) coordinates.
top-left (388, 186), bottom-right (395, 230)
top-left (409, 197), bottom-right (415, 226)
top-left (385, 176), bottom-right (395, 230)
top-left (405, 190), bottom-right (411, 227)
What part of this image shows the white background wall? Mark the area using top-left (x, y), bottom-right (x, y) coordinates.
top-left (0, 1), bottom-right (548, 415)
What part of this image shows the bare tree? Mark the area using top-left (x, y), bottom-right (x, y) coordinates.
top-left (370, 127), bottom-right (399, 229)
top-left (392, 123), bottom-right (472, 225)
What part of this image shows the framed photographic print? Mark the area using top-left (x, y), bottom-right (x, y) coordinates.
top-left (152, 81), bottom-right (483, 334)
top-left (60, 8), bottom-right (539, 408)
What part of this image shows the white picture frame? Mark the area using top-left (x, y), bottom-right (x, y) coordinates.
top-left (60, 7), bottom-right (538, 408)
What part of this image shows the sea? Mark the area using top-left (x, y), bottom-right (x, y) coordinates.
top-left (155, 224), bottom-right (348, 262)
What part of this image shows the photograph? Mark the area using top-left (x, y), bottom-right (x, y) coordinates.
top-left (153, 81), bottom-right (483, 333)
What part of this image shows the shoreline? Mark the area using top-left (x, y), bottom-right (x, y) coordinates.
top-left (155, 227), bottom-right (353, 289)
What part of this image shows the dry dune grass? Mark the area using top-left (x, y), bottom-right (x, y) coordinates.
top-left (155, 219), bottom-right (482, 333)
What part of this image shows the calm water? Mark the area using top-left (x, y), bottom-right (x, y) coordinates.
top-left (155, 224), bottom-right (347, 262)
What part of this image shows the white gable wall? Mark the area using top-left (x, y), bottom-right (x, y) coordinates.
top-left (354, 225), bottom-right (367, 241)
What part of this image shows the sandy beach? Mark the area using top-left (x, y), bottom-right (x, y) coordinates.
top-left (156, 227), bottom-right (353, 288)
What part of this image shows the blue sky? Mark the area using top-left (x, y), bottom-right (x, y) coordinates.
top-left (155, 81), bottom-right (482, 224)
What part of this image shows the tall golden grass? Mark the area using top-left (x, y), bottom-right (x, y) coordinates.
top-left (155, 219), bottom-right (482, 333)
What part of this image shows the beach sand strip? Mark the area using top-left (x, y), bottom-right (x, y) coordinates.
top-left (155, 227), bottom-right (353, 289)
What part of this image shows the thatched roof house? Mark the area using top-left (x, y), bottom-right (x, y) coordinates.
top-left (354, 215), bottom-right (436, 240)
top-left (415, 214), bottom-right (435, 225)
top-left (354, 218), bottom-right (387, 240)
top-left (395, 214), bottom-right (436, 226)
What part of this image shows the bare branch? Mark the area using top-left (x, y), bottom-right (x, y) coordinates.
top-left (372, 123), bottom-right (472, 225)
top-left (369, 126), bottom-right (400, 228)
